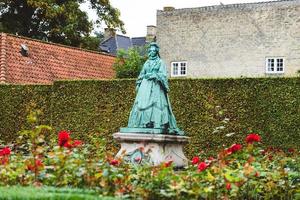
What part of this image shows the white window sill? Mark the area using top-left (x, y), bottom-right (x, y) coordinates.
top-left (171, 75), bottom-right (187, 77)
top-left (266, 72), bottom-right (284, 74)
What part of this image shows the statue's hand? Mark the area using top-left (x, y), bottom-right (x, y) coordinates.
top-left (143, 73), bottom-right (150, 79)
top-left (148, 73), bottom-right (157, 80)
top-left (165, 86), bottom-right (170, 92)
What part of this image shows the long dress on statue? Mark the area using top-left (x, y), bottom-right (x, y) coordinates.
top-left (126, 57), bottom-right (181, 135)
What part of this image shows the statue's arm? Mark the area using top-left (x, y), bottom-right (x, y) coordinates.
top-left (136, 63), bottom-right (146, 91)
top-left (156, 61), bottom-right (170, 92)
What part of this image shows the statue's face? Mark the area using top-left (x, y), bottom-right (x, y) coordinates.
top-left (148, 46), bottom-right (158, 58)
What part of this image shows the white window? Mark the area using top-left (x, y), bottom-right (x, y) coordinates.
top-left (171, 61), bottom-right (187, 77)
top-left (266, 58), bottom-right (284, 74)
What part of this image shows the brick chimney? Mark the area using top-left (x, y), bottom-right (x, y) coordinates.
top-left (146, 25), bottom-right (156, 43)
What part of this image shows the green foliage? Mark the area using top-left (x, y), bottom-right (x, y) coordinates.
top-left (80, 32), bottom-right (104, 51)
top-left (0, 117), bottom-right (299, 199)
top-left (51, 78), bottom-right (300, 157)
top-left (0, 0), bottom-right (124, 47)
top-left (113, 47), bottom-right (148, 78)
top-left (0, 85), bottom-right (52, 143)
top-left (0, 78), bottom-right (299, 157)
top-left (0, 186), bottom-right (117, 200)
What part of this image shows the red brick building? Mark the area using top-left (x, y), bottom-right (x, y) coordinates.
top-left (0, 33), bottom-right (115, 84)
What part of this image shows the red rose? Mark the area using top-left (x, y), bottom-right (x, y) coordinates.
top-left (72, 140), bottom-right (83, 147)
top-left (63, 141), bottom-right (72, 148)
top-left (164, 160), bottom-right (173, 167)
top-left (254, 171), bottom-right (260, 177)
top-left (27, 159), bottom-right (44, 171)
top-left (27, 164), bottom-right (34, 171)
top-left (58, 130), bottom-right (71, 147)
top-left (288, 148), bottom-right (295, 153)
top-left (1, 157), bottom-right (9, 165)
top-left (0, 147), bottom-right (11, 156)
top-left (192, 156), bottom-right (200, 165)
top-left (226, 183), bottom-right (231, 190)
top-left (231, 144), bottom-right (242, 152)
top-left (246, 133), bottom-right (261, 144)
top-left (198, 162), bottom-right (208, 172)
top-left (227, 144), bottom-right (242, 154)
top-left (35, 159), bottom-right (43, 168)
top-left (110, 159), bottom-right (119, 166)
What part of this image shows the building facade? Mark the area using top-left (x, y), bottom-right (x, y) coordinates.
top-left (157, 0), bottom-right (300, 78)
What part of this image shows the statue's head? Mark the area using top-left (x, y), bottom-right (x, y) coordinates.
top-left (148, 42), bottom-right (160, 59)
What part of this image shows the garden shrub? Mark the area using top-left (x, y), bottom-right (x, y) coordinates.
top-left (0, 78), bottom-right (299, 157)
top-left (0, 117), bottom-right (299, 199)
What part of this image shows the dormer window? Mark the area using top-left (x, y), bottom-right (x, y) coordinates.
top-left (20, 44), bottom-right (29, 57)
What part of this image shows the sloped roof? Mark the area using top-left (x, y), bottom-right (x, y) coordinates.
top-left (116, 35), bottom-right (133, 51)
top-left (0, 33), bottom-right (115, 84)
top-left (132, 37), bottom-right (146, 47)
top-left (99, 35), bottom-right (147, 55)
top-left (99, 37), bottom-right (118, 55)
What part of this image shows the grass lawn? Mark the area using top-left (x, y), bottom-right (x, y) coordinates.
top-left (0, 186), bottom-right (118, 200)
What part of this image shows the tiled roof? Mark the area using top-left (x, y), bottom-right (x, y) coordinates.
top-left (116, 35), bottom-right (132, 51)
top-left (0, 33), bottom-right (116, 84)
top-left (132, 37), bottom-right (146, 47)
top-left (99, 37), bottom-right (118, 55)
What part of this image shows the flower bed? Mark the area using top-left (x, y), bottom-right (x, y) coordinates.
top-left (0, 112), bottom-right (299, 199)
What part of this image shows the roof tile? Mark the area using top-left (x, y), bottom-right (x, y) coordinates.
top-left (1, 33), bottom-right (116, 84)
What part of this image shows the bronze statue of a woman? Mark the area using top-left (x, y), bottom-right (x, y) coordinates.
top-left (121, 43), bottom-right (183, 135)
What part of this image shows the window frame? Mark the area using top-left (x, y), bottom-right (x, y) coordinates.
top-left (265, 57), bottom-right (285, 74)
top-left (171, 61), bottom-right (187, 77)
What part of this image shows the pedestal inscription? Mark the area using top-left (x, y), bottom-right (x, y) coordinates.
top-left (113, 132), bottom-right (189, 167)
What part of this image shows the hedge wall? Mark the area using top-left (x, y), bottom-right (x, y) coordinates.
top-left (0, 78), bottom-right (299, 157)
top-left (0, 85), bottom-right (52, 143)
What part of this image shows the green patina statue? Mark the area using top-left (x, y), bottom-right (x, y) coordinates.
top-left (120, 43), bottom-right (184, 135)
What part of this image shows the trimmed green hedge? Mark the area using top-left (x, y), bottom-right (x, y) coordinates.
top-left (0, 85), bottom-right (52, 143)
top-left (0, 78), bottom-right (299, 157)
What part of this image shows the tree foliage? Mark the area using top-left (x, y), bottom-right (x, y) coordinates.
top-left (0, 0), bottom-right (124, 48)
top-left (80, 31), bottom-right (104, 51)
top-left (113, 46), bottom-right (148, 78)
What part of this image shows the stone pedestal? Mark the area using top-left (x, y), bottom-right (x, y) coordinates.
top-left (113, 132), bottom-right (189, 167)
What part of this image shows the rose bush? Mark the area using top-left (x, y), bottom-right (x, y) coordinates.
top-left (0, 112), bottom-right (299, 199)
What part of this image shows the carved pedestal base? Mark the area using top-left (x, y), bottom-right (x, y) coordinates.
top-left (113, 132), bottom-right (189, 167)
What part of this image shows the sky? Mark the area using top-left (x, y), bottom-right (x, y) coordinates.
top-left (82, 0), bottom-right (275, 37)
